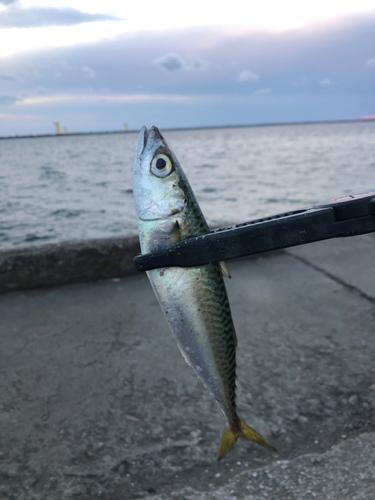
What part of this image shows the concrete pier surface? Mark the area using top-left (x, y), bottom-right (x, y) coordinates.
top-left (1, 234), bottom-right (374, 500)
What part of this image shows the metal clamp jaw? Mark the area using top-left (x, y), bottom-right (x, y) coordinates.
top-left (134, 190), bottom-right (375, 272)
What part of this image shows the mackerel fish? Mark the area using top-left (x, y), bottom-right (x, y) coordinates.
top-left (133, 126), bottom-right (276, 459)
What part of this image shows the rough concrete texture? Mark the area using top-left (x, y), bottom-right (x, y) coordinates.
top-left (0, 235), bottom-right (374, 499)
top-left (149, 432), bottom-right (375, 499)
top-left (0, 237), bottom-right (140, 294)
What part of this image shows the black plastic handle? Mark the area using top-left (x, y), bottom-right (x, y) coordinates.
top-left (133, 190), bottom-right (375, 272)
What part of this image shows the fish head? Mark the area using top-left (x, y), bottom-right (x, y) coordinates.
top-left (133, 126), bottom-right (186, 222)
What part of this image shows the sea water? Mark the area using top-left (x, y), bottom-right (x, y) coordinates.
top-left (0, 121), bottom-right (374, 250)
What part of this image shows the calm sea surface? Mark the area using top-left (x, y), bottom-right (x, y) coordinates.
top-left (1, 121), bottom-right (374, 250)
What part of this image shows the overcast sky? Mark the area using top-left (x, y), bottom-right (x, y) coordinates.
top-left (0, 0), bottom-right (374, 136)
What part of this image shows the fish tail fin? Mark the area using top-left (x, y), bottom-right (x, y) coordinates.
top-left (217, 424), bottom-right (239, 460)
top-left (217, 420), bottom-right (277, 460)
top-left (239, 420), bottom-right (278, 453)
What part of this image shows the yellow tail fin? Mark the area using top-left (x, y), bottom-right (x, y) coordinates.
top-left (217, 420), bottom-right (277, 460)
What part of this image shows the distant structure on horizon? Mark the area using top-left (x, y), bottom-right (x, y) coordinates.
top-left (124, 123), bottom-right (129, 132)
top-left (53, 123), bottom-right (69, 135)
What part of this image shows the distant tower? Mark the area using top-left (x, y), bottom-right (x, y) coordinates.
top-left (64, 127), bottom-right (68, 134)
top-left (124, 123), bottom-right (129, 132)
top-left (54, 122), bottom-right (60, 135)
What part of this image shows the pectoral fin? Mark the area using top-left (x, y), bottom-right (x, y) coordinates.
top-left (220, 261), bottom-right (231, 278)
top-left (169, 220), bottom-right (182, 246)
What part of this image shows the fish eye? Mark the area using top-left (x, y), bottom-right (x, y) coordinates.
top-left (151, 154), bottom-right (173, 178)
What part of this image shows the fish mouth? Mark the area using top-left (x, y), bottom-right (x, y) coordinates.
top-left (138, 126), bottom-right (148, 156)
top-left (149, 125), bottom-right (164, 141)
top-left (137, 125), bottom-right (164, 158)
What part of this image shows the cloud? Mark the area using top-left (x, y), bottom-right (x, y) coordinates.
top-left (0, 12), bottom-right (375, 134)
top-left (82, 66), bottom-right (96, 78)
top-left (0, 94), bottom-right (19, 105)
top-left (0, 5), bottom-right (123, 28)
top-left (0, 0), bottom-right (17, 4)
top-left (0, 73), bottom-right (17, 81)
top-left (291, 77), bottom-right (307, 87)
top-left (153, 53), bottom-right (204, 72)
top-left (154, 53), bottom-right (184, 72)
top-left (2, 15), bottom-right (374, 100)
top-left (0, 112), bottom-right (43, 120)
top-left (190, 57), bottom-right (203, 69)
top-left (36, 86), bottom-right (48, 95)
top-left (252, 88), bottom-right (271, 95)
top-left (319, 78), bottom-right (332, 85)
top-left (366, 58), bottom-right (375, 67)
top-left (237, 70), bottom-right (260, 82)
top-left (18, 92), bottom-right (193, 106)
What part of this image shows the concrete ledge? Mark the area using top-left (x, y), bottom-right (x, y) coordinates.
top-left (0, 236), bottom-right (141, 293)
top-left (1, 232), bottom-right (372, 295)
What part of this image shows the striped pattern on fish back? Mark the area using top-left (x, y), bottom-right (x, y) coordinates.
top-left (197, 262), bottom-right (238, 424)
top-left (177, 177), bottom-right (238, 423)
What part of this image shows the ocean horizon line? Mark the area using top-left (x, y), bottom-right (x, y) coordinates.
top-left (1, 117), bottom-right (374, 140)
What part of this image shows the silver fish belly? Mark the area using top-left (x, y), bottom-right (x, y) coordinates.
top-left (133, 126), bottom-right (276, 459)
